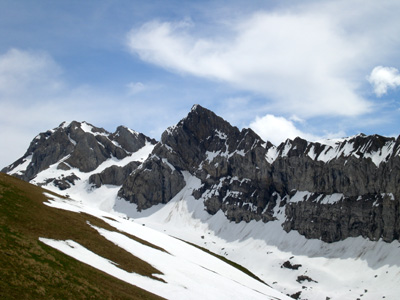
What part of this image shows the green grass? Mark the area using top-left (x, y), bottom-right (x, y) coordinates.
top-left (0, 172), bottom-right (165, 300)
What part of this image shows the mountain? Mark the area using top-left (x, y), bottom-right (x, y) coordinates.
top-left (0, 172), bottom-right (289, 300)
top-left (3, 104), bottom-right (400, 299)
top-left (2, 121), bottom-right (157, 182)
top-left (137, 104), bottom-right (400, 243)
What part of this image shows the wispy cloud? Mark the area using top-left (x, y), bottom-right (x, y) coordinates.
top-left (127, 81), bottom-right (146, 95)
top-left (0, 48), bottom-right (64, 98)
top-left (368, 66), bottom-right (400, 97)
top-left (126, 81), bottom-right (162, 96)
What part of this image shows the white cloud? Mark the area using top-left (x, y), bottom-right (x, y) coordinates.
top-left (249, 113), bottom-right (348, 145)
top-left (127, 1), bottom-right (400, 118)
top-left (0, 48), bottom-right (63, 97)
top-left (249, 114), bottom-right (318, 145)
top-left (368, 66), bottom-right (400, 97)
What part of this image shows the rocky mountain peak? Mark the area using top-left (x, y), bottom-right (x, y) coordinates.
top-left (163, 104), bottom-right (238, 146)
top-left (159, 104), bottom-right (265, 171)
top-left (159, 105), bottom-right (233, 170)
top-left (184, 104), bottom-right (238, 137)
top-left (121, 104), bottom-right (273, 218)
top-left (3, 121), bottom-right (156, 181)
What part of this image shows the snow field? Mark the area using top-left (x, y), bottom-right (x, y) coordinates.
top-left (42, 193), bottom-right (290, 300)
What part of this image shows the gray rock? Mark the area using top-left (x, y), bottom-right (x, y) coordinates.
top-left (46, 173), bottom-right (80, 190)
top-left (110, 126), bottom-right (157, 153)
top-left (89, 161), bottom-right (141, 188)
top-left (283, 193), bottom-right (400, 243)
top-left (118, 156), bottom-right (185, 211)
top-left (57, 162), bottom-right (71, 170)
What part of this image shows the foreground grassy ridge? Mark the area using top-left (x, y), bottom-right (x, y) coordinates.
top-left (0, 173), bottom-right (165, 300)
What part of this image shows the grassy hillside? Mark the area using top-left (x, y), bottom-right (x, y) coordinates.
top-left (0, 172), bottom-right (165, 300)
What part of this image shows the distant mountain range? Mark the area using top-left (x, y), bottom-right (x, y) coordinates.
top-left (4, 104), bottom-right (400, 243)
top-left (2, 104), bottom-right (400, 299)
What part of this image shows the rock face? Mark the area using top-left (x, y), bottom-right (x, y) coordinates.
top-left (271, 135), bottom-right (400, 242)
top-left (88, 161), bottom-right (141, 188)
top-left (118, 156), bottom-right (185, 211)
top-left (3, 105), bottom-right (400, 243)
top-left (271, 135), bottom-right (400, 197)
top-left (283, 193), bottom-right (400, 242)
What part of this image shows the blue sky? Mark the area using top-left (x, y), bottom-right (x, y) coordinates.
top-left (1, 0), bottom-right (400, 168)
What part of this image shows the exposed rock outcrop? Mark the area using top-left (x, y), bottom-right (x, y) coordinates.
top-left (89, 161), bottom-right (141, 188)
top-left (45, 173), bottom-right (80, 190)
